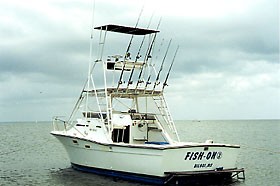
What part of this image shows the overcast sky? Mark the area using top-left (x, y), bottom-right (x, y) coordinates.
top-left (0, 0), bottom-right (279, 122)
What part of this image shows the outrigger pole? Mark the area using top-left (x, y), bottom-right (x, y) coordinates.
top-left (116, 7), bottom-right (144, 91)
top-left (152, 39), bottom-right (172, 93)
top-left (162, 45), bottom-right (179, 91)
top-left (126, 13), bottom-right (154, 91)
top-left (135, 18), bottom-right (162, 91)
top-left (68, 0), bottom-right (97, 123)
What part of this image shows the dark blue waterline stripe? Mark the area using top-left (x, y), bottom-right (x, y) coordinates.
top-left (71, 163), bottom-right (165, 185)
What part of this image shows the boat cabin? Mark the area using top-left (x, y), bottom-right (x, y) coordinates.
top-left (77, 109), bottom-right (168, 145)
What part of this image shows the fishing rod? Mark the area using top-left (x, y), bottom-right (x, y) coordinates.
top-left (134, 17), bottom-right (162, 91)
top-left (144, 38), bottom-right (165, 92)
top-left (152, 39), bottom-right (172, 92)
top-left (116, 6), bottom-right (144, 91)
top-left (126, 13), bottom-right (155, 90)
top-left (162, 45), bottom-right (179, 91)
top-left (144, 74), bottom-right (152, 90)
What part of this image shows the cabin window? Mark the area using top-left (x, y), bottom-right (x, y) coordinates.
top-left (107, 62), bottom-right (115, 70)
top-left (130, 114), bottom-right (155, 121)
top-left (83, 112), bottom-right (107, 119)
top-left (76, 124), bottom-right (85, 127)
top-left (128, 109), bottom-right (136, 113)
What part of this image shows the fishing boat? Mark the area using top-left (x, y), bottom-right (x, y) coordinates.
top-left (51, 22), bottom-right (244, 185)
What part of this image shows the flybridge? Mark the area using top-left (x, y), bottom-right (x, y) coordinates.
top-left (92, 22), bottom-right (178, 93)
top-left (94, 24), bottom-right (159, 35)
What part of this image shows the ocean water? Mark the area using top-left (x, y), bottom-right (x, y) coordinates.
top-left (0, 120), bottom-right (279, 186)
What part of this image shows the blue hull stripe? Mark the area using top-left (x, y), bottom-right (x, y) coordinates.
top-left (71, 163), bottom-right (165, 185)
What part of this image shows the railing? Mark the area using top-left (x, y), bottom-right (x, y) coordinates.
top-left (152, 95), bottom-right (180, 142)
top-left (52, 116), bottom-right (67, 131)
top-left (52, 116), bottom-right (88, 138)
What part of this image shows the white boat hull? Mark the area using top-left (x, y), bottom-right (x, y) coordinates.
top-left (51, 21), bottom-right (245, 185)
top-left (52, 132), bottom-right (240, 184)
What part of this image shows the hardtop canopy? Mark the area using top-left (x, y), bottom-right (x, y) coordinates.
top-left (94, 24), bottom-right (159, 35)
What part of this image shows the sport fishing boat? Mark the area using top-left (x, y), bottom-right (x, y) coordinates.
top-left (51, 23), bottom-right (244, 185)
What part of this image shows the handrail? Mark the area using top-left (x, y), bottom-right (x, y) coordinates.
top-left (52, 116), bottom-right (67, 131)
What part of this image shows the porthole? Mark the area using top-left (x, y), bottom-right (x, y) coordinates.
top-left (72, 139), bottom-right (78, 144)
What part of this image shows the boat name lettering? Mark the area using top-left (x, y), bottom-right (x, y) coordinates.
top-left (194, 163), bottom-right (213, 168)
top-left (184, 151), bottom-right (222, 160)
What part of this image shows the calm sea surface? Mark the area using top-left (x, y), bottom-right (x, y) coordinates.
top-left (0, 120), bottom-right (279, 186)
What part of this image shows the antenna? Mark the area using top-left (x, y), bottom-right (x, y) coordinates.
top-left (152, 39), bottom-right (172, 92)
top-left (162, 45), bottom-right (179, 91)
top-left (116, 6), bottom-right (144, 91)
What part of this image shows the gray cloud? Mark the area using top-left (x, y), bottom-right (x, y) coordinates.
top-left (0, 0), bottom-right (279, 121)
